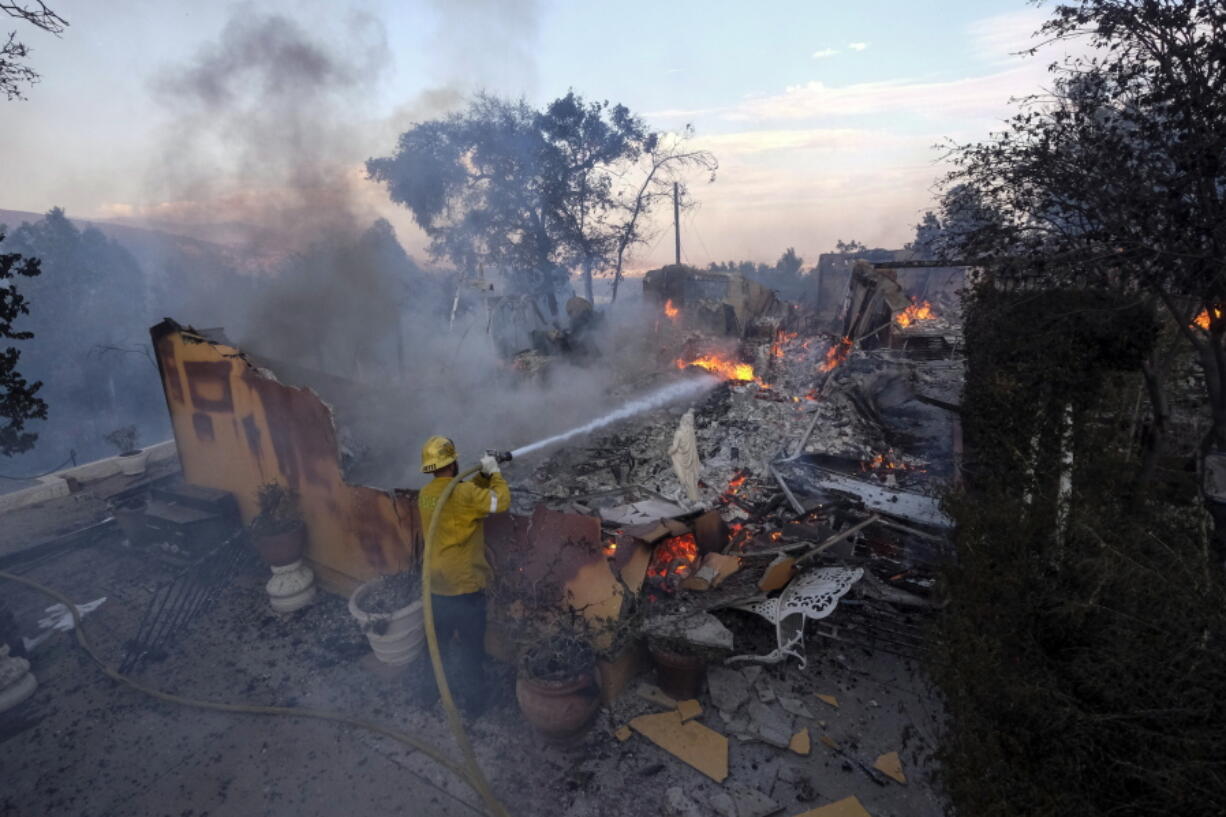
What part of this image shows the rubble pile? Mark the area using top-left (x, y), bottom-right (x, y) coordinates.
top-left (506, 285), bottom-right (965, 676)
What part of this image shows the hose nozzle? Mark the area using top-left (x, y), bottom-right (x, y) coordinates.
top-left (486, 449), bottom-right (513, 464)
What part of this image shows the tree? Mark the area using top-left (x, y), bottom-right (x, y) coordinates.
top-left (905, 211), bottom-right (943, 260)
top-left (775, 247), bottom-right (803, 279)
top-left (940, 0), bottom-right (1226, 564)
top-left (367, 92), bottom-right (715, 306)
top-left (607, 126), bottom-right (717, 302)
top-left (2, 1), bottom-right (67, 100)
top-left (834, 238), bottom-right (867, 254)
top-left (537, 92), bottom-right (657, 303)
top-left (0, 228), bottom-right (47, 455)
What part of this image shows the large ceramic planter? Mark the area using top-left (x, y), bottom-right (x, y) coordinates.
top-left (117, 449), bottom-right (148, 476)
top-left (348, 579), bottom-right (424, 666)
top-left (253, 523), bottom-right (306, 567)
top-left (648, 640), bottom-right (706, 700)
top-left (267, 560), bottom-right (316, 613)
top-left (516, 672), bottom-right (600, 744)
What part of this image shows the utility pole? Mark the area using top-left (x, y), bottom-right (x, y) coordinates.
top-left (673, 182), bottom-right (681, 266)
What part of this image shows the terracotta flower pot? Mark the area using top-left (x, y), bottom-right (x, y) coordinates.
top-left (516, 672), bottom-right (600, 744)
top-left (253, 523), bottom-right (306, 567)
top-left (649, 640), bottom-right (706, 700)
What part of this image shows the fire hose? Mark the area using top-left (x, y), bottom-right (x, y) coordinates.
top-left (0, 454), bottom-right (515, 817)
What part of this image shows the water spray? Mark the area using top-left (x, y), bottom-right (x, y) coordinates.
top-left (504, 374), bottom-right (719, 461)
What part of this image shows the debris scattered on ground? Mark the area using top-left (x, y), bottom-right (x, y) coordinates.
top-left (794, 795), bottom-right (873, 817)
top-left (708, 666), bottom-right (752, 712)
top-left (745, 700), bottom-right (793, 749)
top-left (708, 782), bottom-right (783, 817)
top-left (873, 751), bottom-right (907, 785)
top-left (789, 728), bottom-right (811, 756)
top-left (629, 709), bottom-right (730, 783)
top-left (677, 698), bottom-right (702, 722)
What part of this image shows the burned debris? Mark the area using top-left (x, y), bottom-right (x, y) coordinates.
top-left (1, 261), bottom-right (962, 817)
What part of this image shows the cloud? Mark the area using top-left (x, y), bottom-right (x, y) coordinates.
top-left (847, 42), bottom-right (869, 51)
top-left (811, 48), bottom-right (839, 59)
top-left (728, 63), bottom-right (1042, 121)
top-left (966, 8), bottom-right (1046, 64)
top-left (693, 127), bottom-right (907, 156)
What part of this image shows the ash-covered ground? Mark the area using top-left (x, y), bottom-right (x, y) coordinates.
top-left (2, 312), bottom-right (961, 817)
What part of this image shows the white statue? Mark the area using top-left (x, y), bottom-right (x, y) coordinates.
top-left (669, 409), bottom-right (702, 503)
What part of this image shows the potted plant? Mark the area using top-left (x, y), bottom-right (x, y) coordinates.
top-left (516, 628), bottom-right (600, 744)
top-left (348, 571), bottom-right (424, 666)
top-left (250, 483), bottom-right (315, 613)
top-left (104, 425), bottom-right (146, 475)
top-left (647, 634), bottom-right (714, 700)
top-left (250, 483), bottom-right (305, 565)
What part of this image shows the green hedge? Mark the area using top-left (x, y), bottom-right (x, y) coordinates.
top-left (933, 283), bottom-right (1226, 817)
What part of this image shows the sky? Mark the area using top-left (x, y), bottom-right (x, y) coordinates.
top-left (0, 0), bottom-right (1062, 272)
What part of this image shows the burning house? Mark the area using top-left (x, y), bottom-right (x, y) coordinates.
top-left (2, 262), bottom-right (965, 817)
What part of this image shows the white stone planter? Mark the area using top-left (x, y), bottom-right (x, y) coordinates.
top-left (348, 580), bottom-right (424, 666)
top-left (266, 559), bottom-right (317, 613)
top-left (0, 645), bottom-right (36, 714)
top-left (117, 449), bottom-right (149, 476)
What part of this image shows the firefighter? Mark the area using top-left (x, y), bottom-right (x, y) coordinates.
top-left (416, 435), bottom-right (510, 716)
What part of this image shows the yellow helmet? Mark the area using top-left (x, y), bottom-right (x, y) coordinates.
top-left (421, 435), bottom-right (457, 473)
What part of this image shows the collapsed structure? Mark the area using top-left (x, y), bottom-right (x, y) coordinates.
top-left (4, 259), bottom-right (965, 815)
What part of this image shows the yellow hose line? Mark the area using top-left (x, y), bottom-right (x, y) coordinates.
top-left (420, 465), bottom-right (511, 817)
top-left (0, 566), bottom-right (495, 814)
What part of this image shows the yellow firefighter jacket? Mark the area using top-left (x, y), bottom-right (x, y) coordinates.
top-left (418, 471), bottom-right (510, 596)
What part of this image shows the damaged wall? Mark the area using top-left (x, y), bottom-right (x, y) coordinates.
top-left (150, 319), bottom-right (420, 591)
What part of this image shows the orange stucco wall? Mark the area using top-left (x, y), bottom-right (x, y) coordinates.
top-left (151, 320), bottom-right (420, 592)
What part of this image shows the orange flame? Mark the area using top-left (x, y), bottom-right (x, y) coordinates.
top-left (676, 354), bottom-right (765, 386)
top-left (1193, 307), bottom-right (1222, 330)
top-left (647, 533), bottom-right (699, 582)
top-left (894, 298), bottom-right (936, 328)
top-left (771, 330), bottom-right (799, 359)
top-left (664, 299), bottom-right (680, 319)
top-left (727, 472), bottom-right (748, 494)
top-left (861, 450), bottom-right (924, 474)
top-left (819, 337), bottom-right (853, 373)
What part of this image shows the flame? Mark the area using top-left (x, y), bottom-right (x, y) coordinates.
top-left (664, 299), bottom-right (680, 319)
top-left (646, 533), bottom-right (699, 583)
top-left (603, 538), bottom-right (619, 557)
top-left (676, 354), bottom-right (765, 386)
top-left (1193, 307), bottom-right (1222, 330)
top-left (819, 337), bottom-right (853, 373)
top-left (771, 330), bottom-right (799, 359)
top-left (861, 449), bottom-right (923, 473)
top-left (894, 298), bottom-right (936, 328)
top-left (727, 472), bottom-right (748, 494)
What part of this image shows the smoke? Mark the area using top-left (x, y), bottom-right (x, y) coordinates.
top-left (143, 4), bottom-right (691, 493)
top-left (330, 292), bottom-right (686, 491)
top-left (146, 7), bottom-right (410, 366)
top-left (149, 9), bottom-right (389, 246)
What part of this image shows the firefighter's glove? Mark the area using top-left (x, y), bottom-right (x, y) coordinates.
top-left (480, 454), bottom-right (500, 476)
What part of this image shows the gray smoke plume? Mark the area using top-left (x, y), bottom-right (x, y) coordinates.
top-left (150, 9), bottom-right (389, 248)
top-left (146, 4), bottom-right (690, 492)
